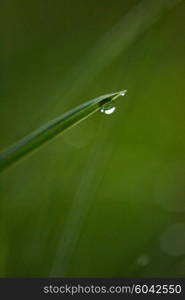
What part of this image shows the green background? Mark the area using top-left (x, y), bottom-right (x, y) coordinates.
top-left (0, 0), bottom-right (185, 277)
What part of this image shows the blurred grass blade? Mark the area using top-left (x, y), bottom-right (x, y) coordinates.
top-left (0, 91), bottom-right (125, 173)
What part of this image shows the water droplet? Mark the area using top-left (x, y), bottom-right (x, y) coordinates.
top-left (100, 90), bottom-right (127, 115)
top-left (120, 90), bottom-right (127, 96)
top-left (100, 106), bottom-right (116, 115)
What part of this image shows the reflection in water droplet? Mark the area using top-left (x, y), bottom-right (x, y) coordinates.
top-left (100, 106), bottom-right (116, 115)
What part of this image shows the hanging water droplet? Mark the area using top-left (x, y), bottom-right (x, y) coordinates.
top-left (100, 90), bottom-right (127, 115)
top-left (120, 90), bottom-right (127, 96)
top-left (100, 106), bottom-right (116, 115)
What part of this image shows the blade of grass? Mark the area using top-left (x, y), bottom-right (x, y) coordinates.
top-left (0, 91), bottom-right (124, 173)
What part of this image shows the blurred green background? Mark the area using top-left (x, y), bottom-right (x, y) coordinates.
top-left (0, 0), bottom-right (185, 277)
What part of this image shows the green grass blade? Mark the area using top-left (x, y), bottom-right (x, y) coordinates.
top-left (0, 91), bottom-right (125, 173)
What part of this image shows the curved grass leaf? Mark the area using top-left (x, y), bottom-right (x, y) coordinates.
top-left (0, 91), bottom-right (125, 173)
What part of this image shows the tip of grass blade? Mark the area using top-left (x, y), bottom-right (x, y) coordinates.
top-left (111, 90), bottom-right (127, 101)
top-left (0, 90), bottom-right (128, 173)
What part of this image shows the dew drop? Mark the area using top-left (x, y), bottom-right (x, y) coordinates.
top-left (100, 90), bottom-right (127, 115)
top-left (120, 90), bottom-right (127, 96)
top-left (100, 106), bottom-right (116, 115)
